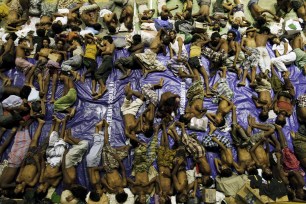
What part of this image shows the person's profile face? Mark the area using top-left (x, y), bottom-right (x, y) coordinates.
top-left (42, 40), bottom-right (49, 48)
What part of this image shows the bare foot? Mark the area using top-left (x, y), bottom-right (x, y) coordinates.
top-left (120, 69), bottom-right (131, 80)
top-left (64, 131), bottom-right (70, 143)
top-left (91, 92), bottom-right (98, 96)
top-left (124, 82), bottom-right (132, 95)
top-left (158, 78), bottom-right (164, 88)
top-left (209, 122), bottom-right (217, 134)
top-left (274, 123), bottom-right (282, 130)
top-left (52, 115), bottom-right (61, 123)
top-left (290, 131), bottom-right (296, 138)
top-left (80, 75), bottom-right (85, 83)
top-left (50, 98), bottom-right (55, 104)
top-left (96, 119), bottom-right (104, 129)
top-left (103, 119), bottom-right (109, 128)
top-left (237, 81), bottom-right (246, 87)
top-left (237, 69), bottom-right (242, 80)
top-left (93, 87), bottom-right (108, 100)
top-left (247, 115), bottom-right (255, 127)
top-left (69, 107), bottom-right (76, 118)
top-left (206, 89), bottom-right (213, 97)
top-left (249, 82), bottom-right (257, 88)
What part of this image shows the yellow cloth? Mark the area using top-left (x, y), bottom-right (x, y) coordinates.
top-left (0, 4), bottom-right (9, 18)
top-left (84, 44), bottom-right (98, 60)
top-left (190, 45), bottom-right (201, 58)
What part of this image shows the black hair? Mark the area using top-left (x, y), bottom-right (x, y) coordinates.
top-left (191, 34), bottom-right (202, 43)
top-left (262, 170), bottom-right (273, 181)
top-left (70, 25), bottom-right (81, 32)
top-left (56, 39), bottom-right (65, 47)
top-left (31, 101), bottom-right (42, 113)
top-left (36, 28), bottom-right (46, 37)
top-left (18, 38), bottom-right (27, 45)
top-left (275, 115), bottom-right (287, 127)
top-left (103, 35), bottom-right (113, 43)
top-left (89, 191), bottom-right (100, 202)
top-left (42, 37), bottom-right (51, 45)
top-left (9, 33), bottom-right (18, 41)
top-left (161, 35), bottom-right (170, 45)
top-left (247, 167), bottom-right (258, 175)
top-left (227, 30), bottom-right (237, 39)
top-left (132, 34), bottom-right (142, 44)
top-left (203, 177), bottom-right (214, 188)
top-left (92, 23), bottom-right (102, 31)
top-left (169, 29), bottom-right (177, 35)
top-left (69, 185), bottom-right (88, 203)
top-left (143, 126), bottom-right (154, 138)
top-left (259, 111), bottom-right (269, 121)
top-left (179, 114), bottom-right (191, 124)
top-left (220, 168), bottom-right (233, 177)
top-left (216, 117), bottom-right (226, 127)
top-left (51, 22), bottom-right (63, 34)
top-left (231, 23), bottom-right (239, 30)
top-left (196, 15), bottom-right (206, 22)
top-left (256, 16), bottom-right (267, 27)
top-left (35, 190), bottom-right (48, 200)
top-left (20, 103), bottom-right (31, 117)
top-left (125, 21), bottom-right (133, 31)
top-left (71, 36), bottom-right (82, 45)
top-left (211, 32), bottom-right (221, 40)
top-left (115, 191), bottom-right (128, 203)
top-left (259, 26), bottom-right (270, 34)
top-left (108, 25), bottom-right (117, 34)
top-left (160, 11), bottom-right (168, 20)
top-left (20, 85), bottom-right (32, 99)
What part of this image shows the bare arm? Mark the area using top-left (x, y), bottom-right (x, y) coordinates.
top-left (250, 141), bottom-right (262, 166)
top-left (214, 158), bottom-right (222, 173)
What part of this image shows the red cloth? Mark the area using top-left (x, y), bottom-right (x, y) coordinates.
top-left (282, 147), bottom-right (304, 176)
top-left (277, 101), bottom-right (292, 112)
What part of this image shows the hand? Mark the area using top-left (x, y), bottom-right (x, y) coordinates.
top-left (246, 51), bottom-right (252, 56)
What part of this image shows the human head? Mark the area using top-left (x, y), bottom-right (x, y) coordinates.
top-left (179, 113), bottom-right (193, 124)
top-left (51, 22), bottom-right (63, 34)
top-left (247, 166), bottom-right (258, 175)
top-left (36, 28), bottom-right (46, 37)
top-left (115, 191), bottom-right (128, 203)
top-left (6, 33), bottom-right (18, 41)
top-left (18, 37), bottom-right (28, 45)
top-left (211, 32), bottom-right (221, 45)
top-left (262, 167), bottom-right (273, 180)
top-left (143, 124), bottom-right (154, 138)
top-left (89, 191), bottom-right (100, 202)
top-left (275, 111), bottom-right (287, 127)
top-left (72, 36), bottom-right (82, 46)
top-left (85, 33), bottom-right (94, 43)
top-left (108, 25), bottom-right (117, 34)
top-left (227, 30), bottom-right (236, 41)
top-left (35, 186), bottom-right (49, 200)
top-left (102, 35), bottom-right (113, 44)
top-left (176, 193), bottom-right (188, 203)
top-left (259, 109), bottom-right (269, 121)
top-left (161, 34), bottom-right (170, 45)
top-left (212, 23), bottom-right (221, 32)
top-left (20, 85), bottom-right (32, 99)
top-left (259, 26), bottom-right (270, 34)
top-left (214, 114), bottom-right (226, 127)
top-left (232, 23), bottom-right (239, 30)
top-left (203, 176), bottom-right (214, 187)
top-left (220, 167), bottom-right (232, 177)
top-left (169, 30), bottom-right (177, 41)
top-left (256, 16), bottom-right (267, 27)
top-left (160, 11), bottom-right (168, 20)
top-left (56, 39), bottom-right (65, 50)
top-left (270, 35), bottom-right (280, 45)
top-left (42, 37), bottom-right (50, 48)
top-left (132, 34), bottom-right (142, 44)
top-left (191, 34), bottom-right (202, 43)
top-left (69, 185), bottom-right (88, 203)
top-left (246, 27), bottom-right (255, 37)
top-left (125, 20), bottom-right (133, 31)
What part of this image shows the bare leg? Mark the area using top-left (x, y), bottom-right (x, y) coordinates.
top-left (274, 124), bottom-right (287, 149)
top-left (103, 119), bottom-right (109, 145)
top-left (91, 79), bottom-right (97, 96)
top-left (95, 119), bottom-right (104, 133)
top-left (93, 79), bottom-right (107, 100)
top-left (238, 69), bottom-right (248, 86)
top-left (64, 129), bottom-right (81, 145)
top-left (0, 127), bottom-right (17, 158)
top-left (250, 66), bottom-right (256, 87)
top-left (60, 115), bottom-right (69, 139)
top-left (199, 66), bottom-right (212, 95)
top-left (43, 74), bottom-right (50, 102)
top-left (50, 72), bottom-right (58, 103)
top-left (249, 120), bottom-right (275, 138)
top-left (25, 66), bottom-right (35, 86)
top-left (29, 118), bottom-right (45, 147)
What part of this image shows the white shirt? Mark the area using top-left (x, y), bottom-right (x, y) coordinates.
top-left (28, 87), bottom-right (40, 102)
top-left (272, 38), bottom-right (293, 56)
top-left (100, 9), bottom-right (112, 18)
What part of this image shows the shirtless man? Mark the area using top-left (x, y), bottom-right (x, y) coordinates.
top-left (255, 26), bottom-right (272, 74)
top-left (79, 0), bottom-right (101, 31)
top-left (119, 4), bottom-right (133, 31)
top-left (6, 0), bottom-right (29, 31)
top-left (100, 121), bottom-right (129, 202)
top-left (230, 106), bottom-right (257, 175)
top-left (223, 0), bottom-right (251, 27)
top-left (94, 36), bottom-right (115, 99)
top-left (35, 37), bottom-right (52, 92)
top-left (134, 29), bottom-right (169, 78)
top-left (121, 83), bottom-right (146, 146)
top-left (36, 116), bottom-right (68, 195)
top-left (297, 93), bottom-right (306, 125)
top-left (179, 68), bottom-right (208, 128)
top-left (252, 72), bottom-right (272, 121)
top-left (128, 125), bottom-right (159, 204)
top-left (291, 33), bottom-right (306, 75)
top-left (140, 79), bottom-right (164, 138)
top-left (0, 33), bottom-right (17, 86)
top-left (192, 0), bottom-right (212, 23)
top-left (54, 73), bottom-right (77, 117)
top-left (43, 39), bottom-right (67, 103)
top-left (272, 70), bottom-right (295, 127)
top-left (15, 37), bottom-right (35, 86)
top-left (156, 91), bottom-right (180, 122)
top-left (101, 2), bottom-right (118, 34)
top-left (248, 115), bottom-right (274, 180)
top-left (115, 34), bottom-right (144, 79)
top-left (212, 135), bottom-right (234, 178)
top-left (14, 118), bottom-right (45, 194)
top-left (167, 30), bottom-right (191, 78)
top-left (188, 34), bottom-right (211, 95)
top-left (86, 119), bottom-right (106, 195)
top-left (239, 27), bottom-right (260, 87)
top-left (248, 0), bottom-right (279, 26)
top-left (207, 67), bottom-right (234, 127)
top-left (156, 123), bottom-right (176, 204)
top-left (223, 30), bottom-right (245, 78)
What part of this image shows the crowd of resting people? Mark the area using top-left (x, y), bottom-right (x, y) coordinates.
top-left (1, 0), bottom-right (306, 203)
